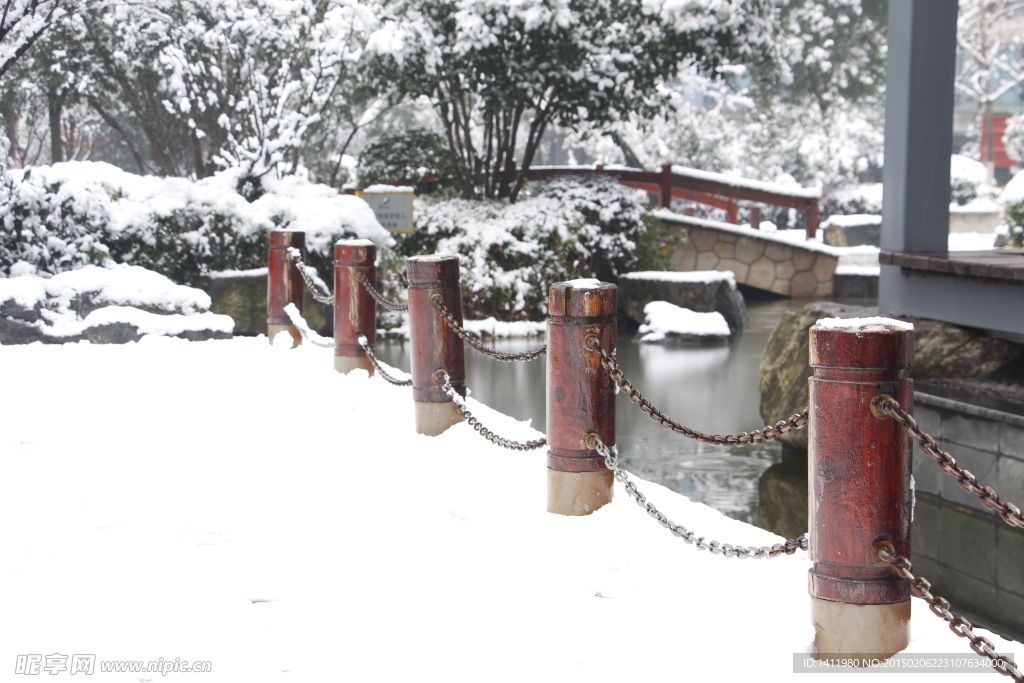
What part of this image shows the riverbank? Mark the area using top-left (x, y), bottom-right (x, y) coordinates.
top-left (0, 335), bottom-right (1018, 681)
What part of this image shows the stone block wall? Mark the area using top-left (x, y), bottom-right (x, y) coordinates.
top-left (664, 217), bottom-right (838, 298)
top-left (911, 392), bottom-right (1024, 516)
top-left (909, 387), bottom-right (1024, 638)
top-left (200, 270), bottom-right (331, 337)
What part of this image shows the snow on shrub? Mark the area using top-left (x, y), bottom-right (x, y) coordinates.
top-left (0, 162), bottom-right (393, 283)
top-left (1003, 171), bottom-right (1024, 248)
top-left (950, 154), bottom-right (998, 206)
top-left (388, 175), bottom-right (675, 321)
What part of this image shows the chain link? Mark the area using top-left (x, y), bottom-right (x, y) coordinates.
top-left (357, 336), bottom-right (413, 386)
top-left (282, 303), bottom-right (335, 348)
top-left (591, 434), bottom-right (807, 558)
top-left (356, 272), bottom-right (409, 312)
top-left (875, 396), bottom-right (1024, 530)
top-left (438, 371), bottom-right (547, 450)
top-left (433, 299), bottom-right (547, 362)
top-left (586, 337), bottom-right (808, 446)
top-left (286, 249), bottom-right (334, 304)
top-left (877, 546), bottom-right (1022, 681)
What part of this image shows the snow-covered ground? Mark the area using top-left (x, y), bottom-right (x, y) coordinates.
top-left (0, 336), bottom-right (1018, 681)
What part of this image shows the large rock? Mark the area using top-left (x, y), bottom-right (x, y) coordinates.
top-left (617, 270), bottom-right (747, 333)
top-left (200, 269), bottom-right (331, 337)
top-left (757, 457), bottom-right (808, 539)
top-left (758, 302), bottom-right (1024, 451)
top-left (0, 265), bottom-right (234, 344)
top-left (821, 214), bottom-right (882, 247)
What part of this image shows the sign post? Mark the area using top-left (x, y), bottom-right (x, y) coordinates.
top-left (358, 186), bottom-right (415, 234)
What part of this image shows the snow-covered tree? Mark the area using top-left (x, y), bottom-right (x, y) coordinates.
top-left (957, 0), bottom-right (1024, 181)
top-left (65, 0), bottom-right (391, 185)
top-left (366, 0), bottom-right (775, 202)
top-left (0, 8), bottom-right (101, 166)
top-left (754, 0), bottom-right (887, 114)
top-left (562, 63), bottom-right (884, 197)
top-left (0, 0), bottom-right (76, 168)
top-left (0, 0), bottom-right (66, 82)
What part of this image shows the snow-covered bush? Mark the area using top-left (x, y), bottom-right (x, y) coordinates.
top-left (1006, 114), bottom-right (1024, 168)
top-left (0, 162), bottom-right (392, 283)
top-left (819, 183), bottom-right (883, 222)
top-left (950, 154), bottom-right (995, 205)
top-left (389, 175), bottom-right (675, 320)
top-left (358, 129), bottom-right (455, 194)
top-left (1004, 171), bottom-right (1024, 248)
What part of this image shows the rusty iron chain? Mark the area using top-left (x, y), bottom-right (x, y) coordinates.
top-left (357, 336), bottom-right (412, 387)
top-left (356, 272), bottom-right (409, 312)
top-left (591, 434), bottom-right (807, 558)
top-left (874, 395), bottom-right (1024, 530)
top-left (286, 249), bottom-right (334, 304)
top-left (586, 337), bottom-right (808, 446)
top-left (877, 546), bottom-right (1022, 681)
top-left (433, 298), bottom-right (547, 362)
top-left (282, 303), bottom-right (335, 348)
top-left (439, 370), bottom-right (547, 451)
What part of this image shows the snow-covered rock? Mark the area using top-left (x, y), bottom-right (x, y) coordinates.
top-left (637, 300), bottom-right (730, 344)
top-left (821, 214), bottom-right (882, 247)
top-left (0, 264), bottom-right (233, 344)
top-left (618, 270), bottom-right (746, 333)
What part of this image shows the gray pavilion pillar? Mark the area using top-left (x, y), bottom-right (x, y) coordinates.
top-left (879, 0), bottom-right (958, 314)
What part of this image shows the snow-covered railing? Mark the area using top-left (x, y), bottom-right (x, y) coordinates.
top-left (520, 163), bottom-right (821, 239)
top-left (266, 230), bottom-right (1023, 678)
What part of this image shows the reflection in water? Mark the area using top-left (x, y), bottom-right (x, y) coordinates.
top-left (756, 454), bottom-right (809, 538)
top-left (374, 297), bottom-right (811, 525)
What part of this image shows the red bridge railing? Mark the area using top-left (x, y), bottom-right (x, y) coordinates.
top-left (519, 163), bottom-right (821, 240)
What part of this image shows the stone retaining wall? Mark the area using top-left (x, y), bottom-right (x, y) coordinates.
top-left (910, 392), bottom-right (1024, 640)
top-left (663, 216), bottom-right (838, 298)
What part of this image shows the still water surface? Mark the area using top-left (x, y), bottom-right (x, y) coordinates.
top-left (375, 297), bottom-right (810, 526)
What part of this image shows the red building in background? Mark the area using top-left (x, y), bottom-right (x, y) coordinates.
top-left (980, 114), bottom-right (1015, 171)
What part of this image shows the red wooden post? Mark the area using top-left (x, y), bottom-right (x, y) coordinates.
top-left (334, 239), bottom-right (376, 374)
top-left (725, 200), bottom-right (739, 224)
top-left (547, 280), bottom-right (616, 516)
top-left (407, 254), bottom-right (466, 436)
top-left (806, 199), bottom-right (820, 240)
top-left (659, 164), bottom-right (672, 209)
top-left (809, 318), bottom-right (913, 662)
top-left (267, 230), bottom-right (305, 347)
top-left (749, 206), bottom-right (762, 230)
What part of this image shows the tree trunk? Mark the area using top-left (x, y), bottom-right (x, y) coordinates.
top-left (48, 85), bottom-right (63, 164)
top-left (984, 100), bottom-right (996, 184)
top-left (509, 117), bottom-right (548, 204)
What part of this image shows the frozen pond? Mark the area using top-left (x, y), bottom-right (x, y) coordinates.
top-left (374, 297), bottom-right (810, 526)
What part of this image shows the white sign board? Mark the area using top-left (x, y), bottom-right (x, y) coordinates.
top-left (358, 191), bottom-right (415, 234)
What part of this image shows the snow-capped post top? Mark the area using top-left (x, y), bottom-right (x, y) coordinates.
top-left (548, 280), bottom-right (617, 318)
top-left (334, 238), bottom-right (376, 247)
top-left (812, 316), bottom-right (914, 332)
top-left (810, 317), bottom-right (914, 373)
top-left (407, 253), bottom-right (461, 288)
